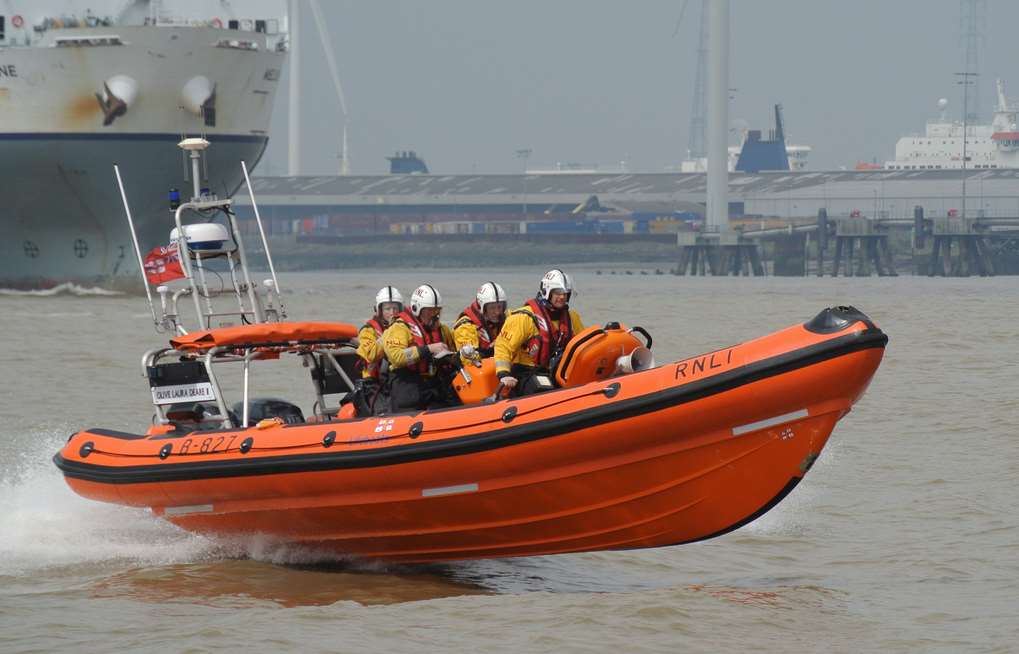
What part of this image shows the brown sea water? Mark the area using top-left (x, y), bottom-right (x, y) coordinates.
top-left (1, 268), bottom-right (1016, 653)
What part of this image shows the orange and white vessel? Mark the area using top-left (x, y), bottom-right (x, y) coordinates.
top-left (53, 141), bottom-right (888, 562)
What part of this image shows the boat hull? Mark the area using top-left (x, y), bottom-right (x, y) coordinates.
top-left (56, 313), bottom-right (887, 562)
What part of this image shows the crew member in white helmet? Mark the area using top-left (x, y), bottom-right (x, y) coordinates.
top-left (382, 284), bottom-right (458, 410)
top-left (493, 269), bottom-right (584, 396)
top-left (453, 281), bottom-right (508, 363)
top-left (356, 286), bottom-right (403, 380)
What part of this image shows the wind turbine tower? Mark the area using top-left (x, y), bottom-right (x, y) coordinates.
top-left (288, 0), bottom-right (301, 176)
top-left (686, 0), bottom-right (708, 162)
top-left (960, 0), bottom-right (985, 123)
top-left (705, 0), bottom-right (729, 230)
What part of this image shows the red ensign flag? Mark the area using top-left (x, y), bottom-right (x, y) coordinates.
top-left (143, 244), bottom-right (184, 284)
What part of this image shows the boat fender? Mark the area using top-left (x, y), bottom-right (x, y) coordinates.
top-left (159, 444), bottom-right (173, 460)
top-left (239, 437), bottom-right (253, 454)
top-left (79, 441), bottom-right (94, 458)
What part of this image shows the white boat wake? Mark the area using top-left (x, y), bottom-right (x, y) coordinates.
top-left (0, 283), bottom-right (123, 298)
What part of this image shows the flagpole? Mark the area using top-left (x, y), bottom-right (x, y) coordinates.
top-left (114, 164), bottom-right (159, 326)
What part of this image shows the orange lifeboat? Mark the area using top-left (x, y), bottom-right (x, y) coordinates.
top-left (54, 307), bottom-right (887, 563)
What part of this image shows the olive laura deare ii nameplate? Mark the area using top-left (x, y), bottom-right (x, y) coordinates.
top-left (151, 382), bottom-right (216, 405)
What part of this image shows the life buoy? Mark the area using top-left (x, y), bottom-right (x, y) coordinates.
top-left (11, 15), bottom-right (25, 28)
top-left (211, 17), bottom-right (223, 29)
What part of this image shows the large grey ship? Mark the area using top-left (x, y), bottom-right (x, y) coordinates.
top-left (0, 1), bottom-right (287, 288)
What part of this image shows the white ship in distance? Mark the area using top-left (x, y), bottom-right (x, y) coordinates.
top-left (884, 79), bottom-right (1019, 170)
top-left (0, 1), bottom-right (287, 288)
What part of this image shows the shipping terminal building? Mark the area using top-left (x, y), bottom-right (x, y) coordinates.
top-left (235, 168), bottom-right (1019, 237)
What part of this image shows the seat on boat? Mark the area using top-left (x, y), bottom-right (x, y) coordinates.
top-left (232, 398), bottom-right (305, 426)
top-left (311, 352), bottom-right (360, 396)
top-left (311, 351), bottom-right (364, 417)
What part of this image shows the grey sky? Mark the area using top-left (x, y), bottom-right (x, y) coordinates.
top-left (260, 0), bottom-right (1018, 176)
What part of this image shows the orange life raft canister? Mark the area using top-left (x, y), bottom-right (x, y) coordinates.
top-left (452, 323), bottom-right (653, 403)
top-left (554, 324), bottom-right (651, 387)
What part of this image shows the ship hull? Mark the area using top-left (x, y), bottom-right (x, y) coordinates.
top-left (0, 26), bottom-right (283, 288)
top-left (0, 133), bottom-right (267, 288)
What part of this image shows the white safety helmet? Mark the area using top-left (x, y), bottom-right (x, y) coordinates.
top-left (538, 269), bottom-right (574, 302)
top-left (374, 286), bottom-right (403, 314)
top-left (476, 281), bottom-right (508, 310)
top-left (409, 284), bottom-right (442, 317)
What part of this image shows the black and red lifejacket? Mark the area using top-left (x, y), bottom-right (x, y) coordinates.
top-left (394, 309), bottom-right (444, 375)
top-left (457, 301), bottom-right (504, 356)
top-left (358, 317), bottom-right (387, 379)
top-left (517, 298), bottom-right (574, 370)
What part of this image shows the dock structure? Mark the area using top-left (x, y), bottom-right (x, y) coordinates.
top-left (732, 207), bottom-right (1019, 277)
top-left (674, 231), bottom-right (764, 276)
top-left (826, 213), bottom-right (898, 277)
top-left (920, 211), bottom-right (996, 276)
